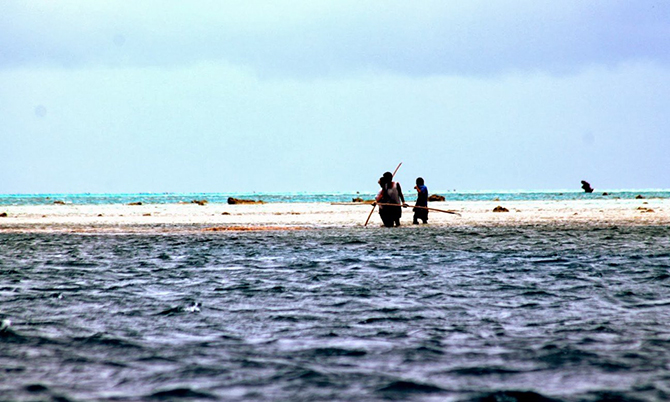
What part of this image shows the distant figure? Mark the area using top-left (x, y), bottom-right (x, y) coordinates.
top-left (581, 180), bottom-right (594, 193)
top-left (375, 172), bottom-right (407, 227)
top-left (413, 177), bottom-right (429, 224)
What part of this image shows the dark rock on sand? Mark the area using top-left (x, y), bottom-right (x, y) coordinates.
top-left (227, 197), bottom-right (264, 205)
top-left (352, 197), bottom-right (374, 204)
top-left (53, 200), bottom-right (66, 205)
top-left (128, 202), bottom-right (143, 206)
top-left (428, 194), bottom-right (445, 202)
top-left (493, 206), bottom-right (509, 212)
top-left (636, 195), bottom-right (645, 199)
top-left (191, 199), bottom-right (208, 206)
top-left (0, 212), bottom-right (7, 217)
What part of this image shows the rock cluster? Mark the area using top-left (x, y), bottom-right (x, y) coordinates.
top-left (493, 206), bottom-right (509, 212)
top-left (428, 194), bottom-right (445, 202)
top-left (227, 197), bottom-right (264, 205)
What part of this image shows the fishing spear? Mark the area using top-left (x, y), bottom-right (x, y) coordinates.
top-left (374, 202), bottom-right (461, 216)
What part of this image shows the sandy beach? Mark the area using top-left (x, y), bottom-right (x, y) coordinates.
top-left (1, 198), bottom-right (668, 233)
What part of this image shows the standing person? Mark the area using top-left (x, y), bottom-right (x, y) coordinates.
top-left (375, 171), bottom-right (406, 227)
top-left (581, 180), bottom-right (594, 193)
top-left (413, 177), bottom-right (429, 224)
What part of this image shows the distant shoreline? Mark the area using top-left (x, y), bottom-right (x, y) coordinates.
top-left (1, 189), bottom-right (668, 207)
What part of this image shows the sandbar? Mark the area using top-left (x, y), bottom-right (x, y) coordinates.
top-left (0, 198), bottom-right (668, 233)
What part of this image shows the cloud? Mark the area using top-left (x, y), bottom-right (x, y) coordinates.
top-left (1, 0), bottom-right (669, 77)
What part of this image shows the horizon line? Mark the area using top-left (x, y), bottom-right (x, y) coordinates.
top-left (1, 188), bottom-right (669, 197)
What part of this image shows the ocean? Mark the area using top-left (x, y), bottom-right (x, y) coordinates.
top-left (1, 192), bottom-right (670, 401)
top-left (1, 189), bottom-right (669, 206)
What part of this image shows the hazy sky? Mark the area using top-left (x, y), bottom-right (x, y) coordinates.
top-left (2, 1), bottom-right (669, 194)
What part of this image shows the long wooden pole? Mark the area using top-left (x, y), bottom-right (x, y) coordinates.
top-left (364, 162), bottom-right (402, 226)
top-left (374, 202), bottom-right (461, 216)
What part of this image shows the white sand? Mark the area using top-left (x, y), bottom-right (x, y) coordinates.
top-left (1, 198), bottom-right (668, 233)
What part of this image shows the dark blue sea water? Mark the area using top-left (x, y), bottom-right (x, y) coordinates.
top-left (1, 190), bottom-right (668, 206)
top-left (2, 225), bottom-right (670, 401)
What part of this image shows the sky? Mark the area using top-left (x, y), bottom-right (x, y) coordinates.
top-left (1, 0), bottom-right (669, 194)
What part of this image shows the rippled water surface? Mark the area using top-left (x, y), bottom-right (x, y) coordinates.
top-left (2, 226), bottom-right (670, 401)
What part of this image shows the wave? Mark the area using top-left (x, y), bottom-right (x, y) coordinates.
top-left (467, 390), bottom-right (560, 402)
top-left (376, 379), bottom-right (445, 395)
top-left (148, 387), bottom-right (217, 400)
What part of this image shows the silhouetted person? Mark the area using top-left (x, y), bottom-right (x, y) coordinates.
top-left (375, 172), bottom-right (406, 227)
top-left (413, 177), bottom-right (428, 224)
top-left (581, 180), bottom-right (594, 193)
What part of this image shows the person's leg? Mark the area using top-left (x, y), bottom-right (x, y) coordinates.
top-left (380, 212), bottom-right (394, 227)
